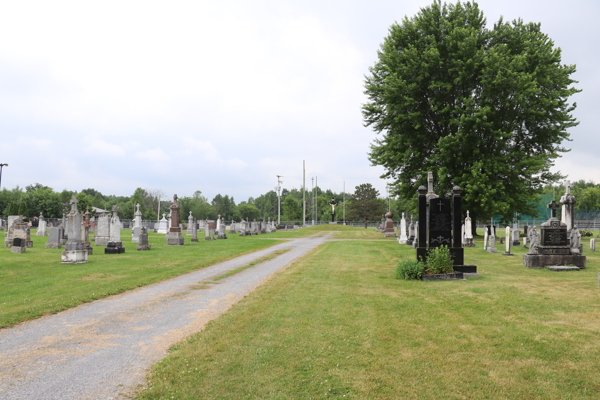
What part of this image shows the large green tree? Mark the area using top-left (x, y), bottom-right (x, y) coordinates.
top-left (363, 0), bottom-right (580, 233)
top-left (347, 184), bottom-right (387, 228)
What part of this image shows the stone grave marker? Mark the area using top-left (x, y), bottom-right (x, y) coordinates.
top-left (503, 226), bottom-right (513, 256)
top-left (136, 227), bottom-right (152, 251)
top-left (398, 213), bottom-right (408, 244)
top-left (191, 218), bottom-right (198, 242)
top-left (590, 238), bottom-right (596, 252)
top-left (61, 196), bottom-right (88, 263)
top-left (105, 206), bottom-right (125, 254)
top-left (37, 213), bottom-right (47, 236)
top-left (166, 195), bottom-right (185, 246)
top-left (45, 227), bottom-right (63, 249)
top-left (95, 214), bottom-right (110, 246)
top-left (157, 213), bottom-right (169, 234)
top-left (12, 237), bottom-right (26, 253)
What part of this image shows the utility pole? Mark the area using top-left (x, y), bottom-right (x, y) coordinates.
top-left (0, 163), bottom-right (8, 191)
top-left (315, 176), bottom-right (318, 225)
top-left (303, 160), bottom-right (306, 227)
top-left (343, 181), bottom-right (345, 225)
top-left (311, 177), bottom-right (314, 226)
top-left (276, 175), bottom-right (283, 225)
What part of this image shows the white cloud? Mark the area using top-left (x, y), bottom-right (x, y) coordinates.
top-left (135, 148), bottom-right (170, 163)
top-left (17, 137), bottom-right (53, 148)
top-left (84, 139), bottom-right (126, 157)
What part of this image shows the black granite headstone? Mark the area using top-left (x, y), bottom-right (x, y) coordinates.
top-left (428, 198), bottom-right (452, 248)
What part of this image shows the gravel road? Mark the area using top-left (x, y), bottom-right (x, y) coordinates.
top-left (0, 234), bottom-right (330, 400)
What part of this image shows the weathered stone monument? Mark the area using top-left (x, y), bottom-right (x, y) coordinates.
top-left (11, 237), bottom-right (26, 253)
top-left (503, 226), bottom-right (513, 256)
top-left (187, 211), bottom-right (194, 235)
top-left (524, 200), bottom-right (586, 269)
top-left (191, 218), bottom-right (199, 242)
top-left (217, 217), bottom-right (227, 239)
top-left (560, 180), bottom-right (576, 234)
top-left (204, 223), bottom-right (212, 240)
top-left (398, 212), bottom-right (408, 244)
top-left (95, 213), bottom-right (111, 246)
top-left (512, 221), bottom-right (520, 246)
top-left (36, 213), bottom-right (47, 236)
top-left (383, 211), bottom-right (396, 237)
top-left (412, 222), bottom-right (419, 249)
top-left (166, 195), bottom-right (185, 246)
top-left (156, 213), bottom-right (168, 234)
top-left (136, 227), bottom-right (152, 251)
top-left (416, 173), bottom-right (476, 273)
top-left (132, 204), bottom-right (142, 242)
top-left (61, 196), bottom-right (89, 264)
top-left (590, 238), bottom-right (596, 252)
top-left (5, 217), bottom-right (32, 248)
top-left (406, 217), bottom-right (415, 246)
top-left (239, 219), bottom-right (248, 236)
top-left (105, 206), bottom-right (125, 254)
top-left (486, 222), bottom-right (497, 253)
top-left (464, 211), bottom-right (475, 247)
top-left (81, 214), bottom-right (93, 255)
top-left (45, 227), bottom-right (63, 249)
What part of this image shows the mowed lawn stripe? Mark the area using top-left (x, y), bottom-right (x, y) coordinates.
top-left (0, 231), bottom-right (282, 328)
top-left (137, 240), bottom-right (599, 400)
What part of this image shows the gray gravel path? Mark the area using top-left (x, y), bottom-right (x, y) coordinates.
top-left (0, 234), bottom-right (330, 400)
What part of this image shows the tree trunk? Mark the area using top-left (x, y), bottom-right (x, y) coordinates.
top-left (364, 219), bottom-right (368, 229)
top-left (471, 210), bottom-right (478, 237)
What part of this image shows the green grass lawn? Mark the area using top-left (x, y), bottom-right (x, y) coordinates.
top-left (137, 238), bottom-right (600, 399)
top-left (0, 230), bottom-right (282, 328)
top-left (257, 224), bottom-right (394, 239)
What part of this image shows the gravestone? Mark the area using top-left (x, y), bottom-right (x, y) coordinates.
top-left (503, 226), bottom-right (513, 256)
top-left (132, 226), bottom-right (142, 243)
top-left (12, 237), bottom-right (26, 253)
top-left (590, 238), bottom-right (596, 252)
top-left (136, 227), bottom-right (152, 251)
top-left (383, 211), bottom-right (396, 237)
top-left (406, 218), bottom-right (415, 246)
top-left (5, 217), bottom-right (32, 248)
top-left (61, 196), bottom-right (88, 263)
top-left (95, 214), bottom-right (111, 246)
top-left (166, 195), bottom-right (185, 245)
top-left (483, 226), bottom-right (489, 251)
top-left (81, 217), bottom-right (93, 255)
top-left (239, 219), bottom-right (248, 236)
top-left (464, 211), bottom-right (475, 247)
top-left (132, 204), bottom-right (142, 242)
top-left (524, 200), bottom-right (586, 269)
top-left (412, 222), bottom-right (419, 249)
top-left (105, 206), bottom-right (125, 254)
top-left (512, 222), bottom-right (521, 246)
top-left (217, 221), bottom-right (227, 239)
top-left (168, 209), bottom-right (172, 230)
top-left (191, 218), bottom-right (199, 242)
top-left (187, 211), bottom-right (194, 235)
top-left (45, 227), bottom-right (63, 249)
top-left (216, 215), bottom-right (221, 232)
top-left (251, 220), bottom-right (259, 235)
top-left (156, 213), bottom-right (169, 234)
top-left (37, 213), bottom-right (47, 236)
top-left (487, 223), bottom-right (497, 253)
top-left (398, 213), bottom-right (408, 244)
top-left (416, 177), bottom-right (474, 273)
top-left (204, 223), bottom-right (212, 240)
top-left (230, 220), bottom-right (237, 234)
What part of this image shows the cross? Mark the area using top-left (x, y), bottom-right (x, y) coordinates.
top-left (70, 195), bottom-right (78, 212)
top-left (548, 200), bottom-right (560, 218)
top-left (438, 201), bottom-right (443, 212)
top-left (466, 210), bottom-right (470, 218)
top-left (563, 180), bottom-right (571, 195)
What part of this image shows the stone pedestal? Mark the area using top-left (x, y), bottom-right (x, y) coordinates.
top-left (383, 211), bottom-right (396, 237)
top-left (61, 242), bottom-right (88, 263)
top-left (136, 228), bottom-right (152, 251)
top-left (105, 241), bottom-right (125, 254)
top-left (166, 232), bottom-right (185, 245)
top-left (166, 198), bottom-right (184, 246)
top-left (11, 238), bottom-right (26, 253)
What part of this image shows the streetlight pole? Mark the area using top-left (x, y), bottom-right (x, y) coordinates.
top-left (311, 177), bottom-right (314, 226)
top-left (0, 163), bottom-right (8, 191)
top-left (276, 175), bottom-right (283, 226)
top-left (343, 181), bottom-right (345, 225)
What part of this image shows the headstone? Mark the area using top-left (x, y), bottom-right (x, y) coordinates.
top-left (464, 211), bottom-right (475, 247)
top-left (136, 227), bottom-right (152, 250)
top-left (416, 179), bottom-right (473, 273)
top-left (398, 213), bottom-right (408, 244)
top-left (487, 224), bottom-right (497, 253)
top-left (412, 222), bottom-right (419, 249)
top-left (105, 206), bottom-right (125, 254)
top-left (45, 227), bottom-right (63, 249)
top-left (383, 211), bottom-right (396, 237)
top-left (238, 219), bottom-right (247, 236)
top-left (61, 196), bottom-right (88, 263)
top-left (5, 217), bottom-right (32, 248)
top-left (12, 237), bottom-right (26, 253)
top-left (406, 218), bottom-right (415, 246)
top-left (503, 226), bottom-right (513, 256)
top-left (191, 218), bottom-right (199, 242)
top-left (132, 226), bottom-right (142, 243)
top-left (590, 238), bottom-right (596, 252)
top-left (95, 214), bottom-right (111, 246)
top-left (36, 213), bottom-right (47, 236)
top-left (461, 223), bottom-right (465, 246)
top-left (157, 213), bottom-right (169, 234)
top-left (512, 222), bottom-right (521, 246)
top-left (204, 223), bottom-right (212, 240)
top-left (524, 200), bottom-right (586, 269)
top-left (483, 226), bottom-right (489, 251)
top-left (81, 218), bottom-right (92, 255)
top-left (217, 220), bottom-right (227, 239)
top-left (133, 203), bottom-right (142, 230)
top-left (216, 215), bottom-right (221, 231)
top-left (230, 219), bottom-right (237, 234)
top-left (166, 195), bottom-right (185, 245)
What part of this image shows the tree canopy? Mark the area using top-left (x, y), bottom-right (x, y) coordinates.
top-left (363, 0), bottom-right (580, 227)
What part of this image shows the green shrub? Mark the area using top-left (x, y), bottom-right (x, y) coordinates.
top-left (396, 259), bottom-right (425, 280)
top-left (580, 230), bottom-right (593, 237)
top-left (425, 245), bottom-right (454, 274)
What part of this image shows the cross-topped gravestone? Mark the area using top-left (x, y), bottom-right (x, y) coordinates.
top-left (548, 200), bottom-right (560, 218)
top-left (564, 180), bottom-right (571, 195)
top-left (427, 172), bottom-right (434, 193)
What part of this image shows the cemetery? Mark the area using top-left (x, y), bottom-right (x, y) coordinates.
top-left (1, 1), bottom-right (599, 399)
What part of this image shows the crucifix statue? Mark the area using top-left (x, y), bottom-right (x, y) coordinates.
top-left (173, 194), bottom-right (178, 203)
top-left (328, 198), bottom-right (338, 222)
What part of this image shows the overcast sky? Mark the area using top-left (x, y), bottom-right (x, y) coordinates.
top-left (1, 0), bottom-right (598, 202)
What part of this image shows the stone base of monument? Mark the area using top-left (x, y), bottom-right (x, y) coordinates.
top-left (384, 232), bottom-right (396, 238)
top-left (45, 243), bottom-right (61, 249)
top-left (547, 265), bottom-right (580, 272)
top-left (453, 265), bottom-right (477, 273)
top-left (104, 241), bottom-right (125, 254)
top-left (512, 240), bottom-right (521, 246)
top-left (95, 237), bottom-right (110, 246)
top-left (12, 245), bottom-right (26, 254)
top-left (398, 239), bottom-right (407, 244)
top-left (421, 272), bottom-right (464, 281)
top-left (136, 244), bottom-right (152, 251)
top-left (217, 234), bottom-right (228, 239)
top-left (523, 254), bottom-right (586, 269)
top-left (61, 242), bottom-right (89, 263)
top-left (502, 252), bottom-right (514, 256)
top-left (166, 232), bottom-right (185, 245)
top-left (86, 246), bottom-right (93, 256)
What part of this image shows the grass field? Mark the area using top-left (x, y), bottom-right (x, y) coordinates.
top-left (0, 230), bottom-right (282, 328)
top-left (137, 235), bottom-right (600, 399)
